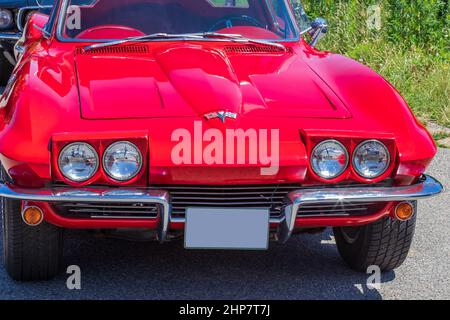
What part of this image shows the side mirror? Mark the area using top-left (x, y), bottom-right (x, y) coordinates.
top-left (16, 6), bottom-right (53, 32)
top-left (14, 13), bottom-right (49, 60)
top-left (29, 18), bottom-right (50, 42)
top-left (308, 17), bottom-right (328, 47)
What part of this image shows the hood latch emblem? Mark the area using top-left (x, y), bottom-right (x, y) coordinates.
top-left (204, 111), bottom-right (238, 123)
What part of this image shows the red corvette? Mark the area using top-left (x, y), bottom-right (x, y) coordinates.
top-left (0, 0), bottom-right (443, 281)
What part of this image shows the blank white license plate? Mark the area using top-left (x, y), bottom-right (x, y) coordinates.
top-left (185, 208), bottom-right (270, 250)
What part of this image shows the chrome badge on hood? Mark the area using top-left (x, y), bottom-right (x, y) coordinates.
top-left (204, 111), bottom-right (238, 123)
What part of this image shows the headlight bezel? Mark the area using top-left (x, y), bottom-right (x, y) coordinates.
top-left (352, 139), bottom-right (391, 179)
top-left (57, 142), bottom-right (99, 183)
top-left (310, 139), bottom-right (349, 180)
top-left (102, 141), bottom-right (143, 182)
top-left (0, 9), bottom-right (14, 30)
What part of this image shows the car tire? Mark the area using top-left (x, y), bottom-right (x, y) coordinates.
top-left (2, 198), bottom-right (64, 281)
top-left (1, 166), bottom-right (63, 281)
top-left (333, 204), bottom-right (416, 272)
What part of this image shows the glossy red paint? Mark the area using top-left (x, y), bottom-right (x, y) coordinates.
top-left (0, 3), bottom-right (437, 230)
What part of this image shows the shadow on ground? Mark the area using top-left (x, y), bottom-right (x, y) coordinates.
top-left (0, 225), bottom-right (395, 300)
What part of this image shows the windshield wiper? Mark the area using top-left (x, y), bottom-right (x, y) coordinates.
top-left (83, 33), bottom-right (203, 51)
top-left (83, 32), bottom-right (286, 51)
top-left (197, 32), bottom-right (287, 51)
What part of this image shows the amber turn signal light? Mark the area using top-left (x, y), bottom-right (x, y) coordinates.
top-left (21, 206), bottom-right (44, 226)
top-left (395, 202), bottom-right (414, 221)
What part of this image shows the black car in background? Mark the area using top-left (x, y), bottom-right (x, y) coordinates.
top-left (0, 0), bottom-right (53, 85)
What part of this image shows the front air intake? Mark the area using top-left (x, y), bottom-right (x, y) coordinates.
top-left (75, 45), bottom-right (149, 55)
top-left (224, 44), bottom-right (288, 54)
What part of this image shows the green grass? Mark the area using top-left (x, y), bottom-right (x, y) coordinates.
top-left (345, 42), bottom-right (450, 127)
top-left (433, 131), bottom-right (450, 148)
top-left (297, 0), bottom-right (449, 127)
top-left (433, 131), bottom-right (450, 141)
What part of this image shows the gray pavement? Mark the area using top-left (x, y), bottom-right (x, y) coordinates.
top-left (0, 149), bottom-right (448, 300)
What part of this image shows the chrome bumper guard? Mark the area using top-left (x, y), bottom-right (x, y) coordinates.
top-left (278, 175), bottom-right (443, 242)
top-left (0, 175), bottom-right (443, 243)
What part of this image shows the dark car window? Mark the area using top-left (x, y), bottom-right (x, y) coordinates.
top-left (60, 0), bottom-right (298, 41)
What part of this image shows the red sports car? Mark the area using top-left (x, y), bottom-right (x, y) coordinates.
top-left (0, 0), bottom-right (443, 281)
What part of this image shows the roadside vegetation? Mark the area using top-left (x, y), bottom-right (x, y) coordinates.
top-left (298, 0), bottom-right (449, 128)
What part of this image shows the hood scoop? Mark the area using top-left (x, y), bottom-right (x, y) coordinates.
top-left (76, 45), bottom-right (149, 56)
top-left (224, 44), bottom-right (288, 55)
top-left (74, 42), bottom-right (350, 120)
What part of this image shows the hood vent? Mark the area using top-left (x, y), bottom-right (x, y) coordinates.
top-left (224, 44), bottom-right (288, 54)
top-left (76, 45), bottom-right (149, 55)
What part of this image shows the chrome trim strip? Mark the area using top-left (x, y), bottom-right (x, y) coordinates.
top-left (0, 184), bottom-right (171, 243)
top-left (0, 33), bottom-right (20, 40)
top-left (277, 174), bottom-right (443, 243)
top-left (90, 215), bottom-right (157, 220)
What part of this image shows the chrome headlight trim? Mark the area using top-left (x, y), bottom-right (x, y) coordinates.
top-left (310, 139), bottom-right (349, 180)
top-left (352, 139), bottom-right (391, 179)
top-left (58, 142), bottom-right (99, 182)
top-left (102, 141), bottom-right (143, 182)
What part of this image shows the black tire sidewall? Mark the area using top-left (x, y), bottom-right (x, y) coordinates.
top-left (334, 224), bottom-right (371, 271)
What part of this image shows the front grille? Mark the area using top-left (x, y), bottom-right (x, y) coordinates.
top-left (297, 202), bottom-right (386, 217)
top-left (155, 182), bottom-right (392, 219)
top-left (156, 184), bottom-right (300, 218)
top-left (53, 202), bottom-right (160, 219)
top-left (51, 181), bottom-right (393, 220)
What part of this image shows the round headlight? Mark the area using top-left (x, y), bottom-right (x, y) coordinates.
top-left (58, 143), bottom-right (99, 182)
top-left (311, 140), bottom-right (349, 179)
top-left (103, 141), bottom-right (142, 181)
top-left (353, 140), bottom-right (390, 178)
top-left (0, 10), bottom-right (14, 30)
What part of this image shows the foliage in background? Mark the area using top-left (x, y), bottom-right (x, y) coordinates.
top-left (295, 0), bottom-right (449, 127)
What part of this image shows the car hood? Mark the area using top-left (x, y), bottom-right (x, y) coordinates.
top-left (74, 43), bottom-right (351, 120)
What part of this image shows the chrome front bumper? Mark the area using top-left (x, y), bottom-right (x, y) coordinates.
top-left (0, 175), bottom-right (443, 243)
top-left (0, 186), bottom-right (171, 242)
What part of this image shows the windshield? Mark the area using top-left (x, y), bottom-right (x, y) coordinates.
top-left (58, 0), bottom-right (298, 41)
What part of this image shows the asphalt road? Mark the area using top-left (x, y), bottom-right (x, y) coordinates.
top-left (0, 149), bottom-right (448, 300)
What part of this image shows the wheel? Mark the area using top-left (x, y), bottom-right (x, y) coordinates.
top-left (2, 198), bottom-right (64, 281)
top-left (333, 203), bottom-right (417, 272)
top-left (1, 168), bottom-right (63, 281)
